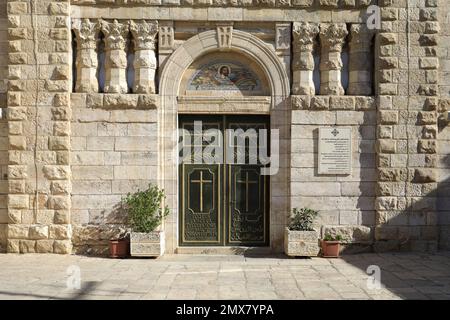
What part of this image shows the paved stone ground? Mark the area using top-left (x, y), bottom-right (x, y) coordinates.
top-left (1, 252), bottom-right (450, 300)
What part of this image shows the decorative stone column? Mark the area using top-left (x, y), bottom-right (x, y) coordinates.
top-left (100, 19), bottom-right (129, 94)
top-left (130, 20), bottom-right (158, 94)
top-left (348, 24), bottom-right (374, 96)
top-left (292, 22), bottom-right (319, 95)
top-left (72, 18), bottom-right (99, 93)
top-left (319, 23), bottom-right (348, 95)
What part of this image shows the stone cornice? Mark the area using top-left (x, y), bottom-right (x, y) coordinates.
top-left (71, 0), bottom-right (374, 9)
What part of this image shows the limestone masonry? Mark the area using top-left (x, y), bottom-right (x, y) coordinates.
top-left (0, 0), bottom-right (449, 255)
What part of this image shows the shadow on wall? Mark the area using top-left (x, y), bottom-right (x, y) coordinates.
top-left (314, 111), bottom-right (450, 254)
top-left (72, 202), bottom-right (129, 256)
top-left (0, 117), bottom-right (8, 253)
top-left (341, 153), bottom-right (450, 254)
top-left (312, 109), bottom-right (377, 254)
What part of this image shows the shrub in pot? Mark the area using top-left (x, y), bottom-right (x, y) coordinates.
top-left (284, 208), bottom-right (320, 257)
top-left (123, 184), bottom-right (169, 257)
top-left (321, 234), bottom-right (343, 258)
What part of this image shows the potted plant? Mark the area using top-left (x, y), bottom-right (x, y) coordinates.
top-left (321, 234), bottom-right (343, 258)
top-left (109, 230), bottom-right (129, 259)
top-left (284, 207), bottom-right (320, 257)
top-left (123, 184), bottom-right (169, 257)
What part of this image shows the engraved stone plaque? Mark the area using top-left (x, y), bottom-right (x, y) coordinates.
top-left (318, 127), bottom-right (352, 175)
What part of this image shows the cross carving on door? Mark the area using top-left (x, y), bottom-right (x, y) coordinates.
top-left (237, 170), bottom-right (258, 212)
top-left (191, 170), bottom-right (213, 213)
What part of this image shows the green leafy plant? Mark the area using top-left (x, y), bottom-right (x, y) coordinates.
top-left (323, 234), bottom-right (343, 242)
top-left (123, 184), bottom-right (169, 233)
top-left (288, 208), bottom-right (318, 231)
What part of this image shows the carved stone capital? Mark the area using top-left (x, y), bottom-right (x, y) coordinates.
top-left (100, 19), bottom-right (129, 51)
top-left (72, 18), bottom-right (99, 50)
top-left (319, 23), bottom-right (348, 52)
top-left (130, 20), bottom-right (158, 51)
top-left (293, 22), bottom-right (319, 52)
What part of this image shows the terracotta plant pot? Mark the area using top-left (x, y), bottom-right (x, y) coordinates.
top-left (321, 240), bottom-right (340, 258)
top-left (109, 239), bottom-right (129, 258)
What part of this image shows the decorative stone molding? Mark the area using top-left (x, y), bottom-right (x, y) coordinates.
top-left (130, 20), bottom-right (159, 94)
top-left (319, 23), bottom-right (348, 96)
top-left (71, 93), bottom-right (159, 110)
top-left (177, 96), bottom-right (271, 113)
top-left (292, 22), bottom-right (319, 95)
top-left (348, 24), bottom-right (375, 96)
top-left (72, 19), bottom-right (100, 93)
top-left (291, 95), bottom-right (375, 111)
top-left (100, 19), bottom-right (130, 94)
top-left (70, 0), bottom-right (372, 8)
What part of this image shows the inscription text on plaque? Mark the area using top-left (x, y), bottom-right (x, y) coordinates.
top-left (318, 127), bottom-right (352, 175)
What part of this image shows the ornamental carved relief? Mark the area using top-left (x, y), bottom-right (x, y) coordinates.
top-left (100, 19), bottom-right (129, 51)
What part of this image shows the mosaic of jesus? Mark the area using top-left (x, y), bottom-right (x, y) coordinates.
top-left (188, 61), bottom-right (261, 91)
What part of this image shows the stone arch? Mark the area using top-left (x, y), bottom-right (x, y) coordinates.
top-left (160, 30), bottom-right (290, 98)
top-left (158, 29), bottom-right (290, 253)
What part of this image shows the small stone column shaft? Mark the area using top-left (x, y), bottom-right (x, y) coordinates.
top-left (101, 20), bottom-right (129, 94)
top-left (348, 24), bottom-right (374, 96)
top-left (319, 23), bottom-right (348, 96)
top-left (292, 22), bottom-right (319, 95)
top-left (72, 19), bottom-right (99, 93)
top-left (130, 20), bottom-right (158, 94)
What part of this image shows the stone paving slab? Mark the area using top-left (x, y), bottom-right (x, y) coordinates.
top-left (1, 252), bottom-right (450, 300)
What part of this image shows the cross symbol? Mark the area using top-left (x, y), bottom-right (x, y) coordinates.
top-left (191, 170), bottom-right (213, 213)
top-left (277, 28), bottom-right (290, 47)
top-left (237, 171), bottom-right (258, 212)
top-left (331, 129), bottom-right (339, 136)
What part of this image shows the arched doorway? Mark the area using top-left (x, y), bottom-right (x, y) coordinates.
top-left (159, 29), bottom-right (290, 253)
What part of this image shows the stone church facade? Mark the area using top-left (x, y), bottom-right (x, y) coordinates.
top-left (0, 0), bottom-right (449, 255)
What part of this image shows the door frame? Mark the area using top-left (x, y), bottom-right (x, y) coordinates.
top-left (158, 29), bottom-right (291, 254)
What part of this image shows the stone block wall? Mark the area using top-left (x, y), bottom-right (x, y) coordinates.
top-left (372, 0), bottom-right (442, 252)
top-left (291, 96), bottom-right (376, 248)
top-left (0, 0), bottom-right (7, 252)
top-left (6, 0), bottom-right (72, 254)
top-left (70, 93), bottom-right (158, 255)
top-left (437, 0), bottom-right (450, 249)
top-left (0, 0), bottom-right (448, 254)
top-left (438, 0), bottom-right (450, 98)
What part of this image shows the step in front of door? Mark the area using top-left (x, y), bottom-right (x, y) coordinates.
top-left (175, 246), bottom-right (273, 255)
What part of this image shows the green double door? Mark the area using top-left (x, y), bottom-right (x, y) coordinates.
top-left (179, 115), bottom-right (270, 246)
